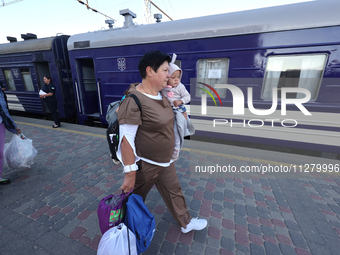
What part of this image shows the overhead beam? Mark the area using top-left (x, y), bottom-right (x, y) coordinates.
top-left (0, 0), bottom-right (23, 8)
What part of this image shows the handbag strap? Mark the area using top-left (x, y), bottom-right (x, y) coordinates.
top-left (121, 188), bottom-right (134, 199)
top-left (123, 189), bottom-right (133, 255)
top-left (126, 206), bottom-right (130, 255)
top-left (109, 189), bottom-right (134, 210)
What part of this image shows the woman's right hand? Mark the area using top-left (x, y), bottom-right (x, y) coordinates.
top-left (121, 171), bottom-right (136, 193)
top-left (15, 127), bottom-right (21, 135)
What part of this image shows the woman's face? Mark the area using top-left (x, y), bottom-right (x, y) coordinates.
top-left (152, 61), bottom-right (170, 90)
top-left (43, 77), bottom-right (50, 84)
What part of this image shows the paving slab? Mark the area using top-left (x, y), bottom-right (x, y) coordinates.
top-left (0, 116), bottom-right (339, 254)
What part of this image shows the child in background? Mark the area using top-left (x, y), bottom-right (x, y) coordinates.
top-left (162, 53), bottom-right (194, 161)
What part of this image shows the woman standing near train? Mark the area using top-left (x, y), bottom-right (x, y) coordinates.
top-left (40, 76), bottom-right (61, 128)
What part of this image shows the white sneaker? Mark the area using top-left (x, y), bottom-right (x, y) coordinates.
top-left (181, 218), bottom-right (207, 233)
top-left (112, 159), bottom-right (121, 165)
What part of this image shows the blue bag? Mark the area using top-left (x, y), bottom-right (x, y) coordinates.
top-left (124, 194), bottom-right (155, 254)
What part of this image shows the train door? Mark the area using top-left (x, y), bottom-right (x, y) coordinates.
top-left (35, 62), bottom-right (51, 112)
top-left (76, 59), bottom-right (100, 117)
top-left (35, 62), bottom-right (51, 89)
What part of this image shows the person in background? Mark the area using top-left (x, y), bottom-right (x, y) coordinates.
top-left (117, 50), bottom-right (207, 234)
top-left (0, 81), bottom-right (5, 91)
top-left (0, 81), bottom-right (8, 107)
top-left (40, 76), bottom-right (61, 128)
top-left (0, 87), bottom-right (21, 185)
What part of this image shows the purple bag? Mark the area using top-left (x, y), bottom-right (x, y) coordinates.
top-left (97, 190), bottom-right (133, 235)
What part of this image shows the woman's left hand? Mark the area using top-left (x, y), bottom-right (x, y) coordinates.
top-left (15, 128), bottom-right (21, 135)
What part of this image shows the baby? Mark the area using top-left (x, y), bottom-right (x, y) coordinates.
top-left (162, 54), bottom-right (194, 161)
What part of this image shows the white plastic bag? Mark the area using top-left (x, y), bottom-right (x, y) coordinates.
top-left (97, 223), bottom-right (137, 255)
top-left (3, 134), bottom-right (38, 169)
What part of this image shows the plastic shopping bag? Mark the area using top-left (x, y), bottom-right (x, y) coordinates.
top-left (97, 223), bottom-right (137, 255)
top-left (3, 134), bottom-right (38, 169)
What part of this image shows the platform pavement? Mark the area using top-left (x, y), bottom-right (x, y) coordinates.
top-left (0, 116), bottom-right (340, 255)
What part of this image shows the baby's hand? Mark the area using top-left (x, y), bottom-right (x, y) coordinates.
top-left (173, 100), bottom-right (183, 107)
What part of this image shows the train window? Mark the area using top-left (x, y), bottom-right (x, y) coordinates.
top-left (196, 58), bottom-right (229, 98)
top-left (3, 70), bottom-right (16, 91)
top-left (262, 54), bottom-right (327, 100)
top-left (82, 66), bottom-right (96, 91)
top-left (20, 69), bottom-right (35, 92)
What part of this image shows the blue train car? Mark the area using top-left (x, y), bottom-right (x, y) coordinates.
top-left (67, 1), bottom-right (340, 153)
top-left (0, 34), bottom-right (75, 119)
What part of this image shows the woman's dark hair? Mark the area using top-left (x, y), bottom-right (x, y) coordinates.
top-left (44, 75), bottom-right (52, 82)
top-left (138, 51), bottom-right (171, 79)
top-left (123, 88), bottom-right (129, 96)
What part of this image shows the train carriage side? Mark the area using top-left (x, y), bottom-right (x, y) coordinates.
top-left (0, 35), bottom-right (75, 119)
top-left (67, 43), bottom-right (143, 125)
top-left (186, 26), bottom-right (340, 154)
top-left (67, 0), bottom-right (340, 153)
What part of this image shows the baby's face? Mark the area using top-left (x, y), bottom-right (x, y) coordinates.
top-left (167, 70), bottom-right (181, 88)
